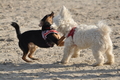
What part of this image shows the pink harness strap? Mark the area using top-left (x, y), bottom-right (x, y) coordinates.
top-left (42, 30), bottom-right (58, 40)
top-left (67, 27), bottom-right (76, 38)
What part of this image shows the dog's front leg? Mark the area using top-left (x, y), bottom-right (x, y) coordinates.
top-left (57, 36), bottom-right (65, 46)
top-left (61, 46), bottom-right (74, 64)
top-left (52, 34), bottom-right (65, 46)
top-left (72, 46), bottom-right (80, 58)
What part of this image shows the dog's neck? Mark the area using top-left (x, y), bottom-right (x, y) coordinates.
top-left (42, 22), bottom-right (52, 30)
top-left (57, 23), bottom-right (77, 35)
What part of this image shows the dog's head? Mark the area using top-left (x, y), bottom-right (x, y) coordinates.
top-left (39, 12), bottom-right (54, 30)
top-left (51, 6), bottom-right (78, 34)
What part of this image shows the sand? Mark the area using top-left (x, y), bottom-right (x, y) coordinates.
top-left (0, 0), bottom-right (120, 80)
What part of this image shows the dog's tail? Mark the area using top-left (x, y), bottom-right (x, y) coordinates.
top-left (97, 21), bottom-right (112, 35)
top-left (11, 22), bottom-right (21, 39)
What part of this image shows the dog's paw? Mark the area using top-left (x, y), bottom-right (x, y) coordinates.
top-left (104, 62), bottom-right (114, 65)
top-left (30, 57), bottom-right (39, 60)
top-left (71, 54), bottom-right (79, 58)
top-left (53, 61), bottom-right (62, 64)
top-left (61, 61), bottom-right (68, 64)
top-left (26, 60), bottom-right (34, 63)
top-left (93, 63), bottom-right (104, 67)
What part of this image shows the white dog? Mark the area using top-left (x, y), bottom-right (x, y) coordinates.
top-left (52, 6), bottom-right (114, 66)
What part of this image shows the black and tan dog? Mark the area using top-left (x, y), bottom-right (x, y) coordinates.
top-left (11, 12), bottom-right (65, 62)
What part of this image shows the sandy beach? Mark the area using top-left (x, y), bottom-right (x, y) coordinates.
top-left (0, 0), bottom-right (120, 80)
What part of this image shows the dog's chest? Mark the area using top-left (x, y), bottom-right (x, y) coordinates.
top-left (42, 30), bottom-right (58, 40)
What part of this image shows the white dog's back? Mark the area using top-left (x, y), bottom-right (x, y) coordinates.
top-left (73, 21), bottom-right (112, 49)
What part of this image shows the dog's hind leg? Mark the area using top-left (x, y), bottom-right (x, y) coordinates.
top-left (28, 47), bottom-right (39, 60)
top-left (92, 46), bottom-right (105, 66)
top-left (92, 51), bottom-right (104, 66)
top-left (72, 46), bottom-right (80, 58)
top-left (28, 43), bottom-right (39, 60)
top-left (19, 42), bottom-right (33, 62)
top-left (105, 45), bottom-right (114, 65)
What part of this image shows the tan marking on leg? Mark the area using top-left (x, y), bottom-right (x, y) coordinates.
top-left (28, 42), bottom-right (38, 60)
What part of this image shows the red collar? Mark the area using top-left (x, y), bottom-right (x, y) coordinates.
top-left (67, 27), bottom-right (76, 38)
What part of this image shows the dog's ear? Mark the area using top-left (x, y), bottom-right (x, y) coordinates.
top-left (60, 6), bottom-right (71, 18)
top-left (50, 12), bottom-right (54, 18)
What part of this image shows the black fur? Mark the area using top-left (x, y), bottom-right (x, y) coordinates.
top-left (11, 22), bottom-right (59, 54)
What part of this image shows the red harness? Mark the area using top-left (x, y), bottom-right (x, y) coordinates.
top-left (67, 27), bottom-right (76, 38)
top-left (42, 30), bottom-right (58, 40)
top-left (42, 30), bottom-right (58, 47)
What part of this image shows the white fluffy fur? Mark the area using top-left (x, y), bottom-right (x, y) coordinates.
top-left (52, 6), bottom-right (114, 66)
